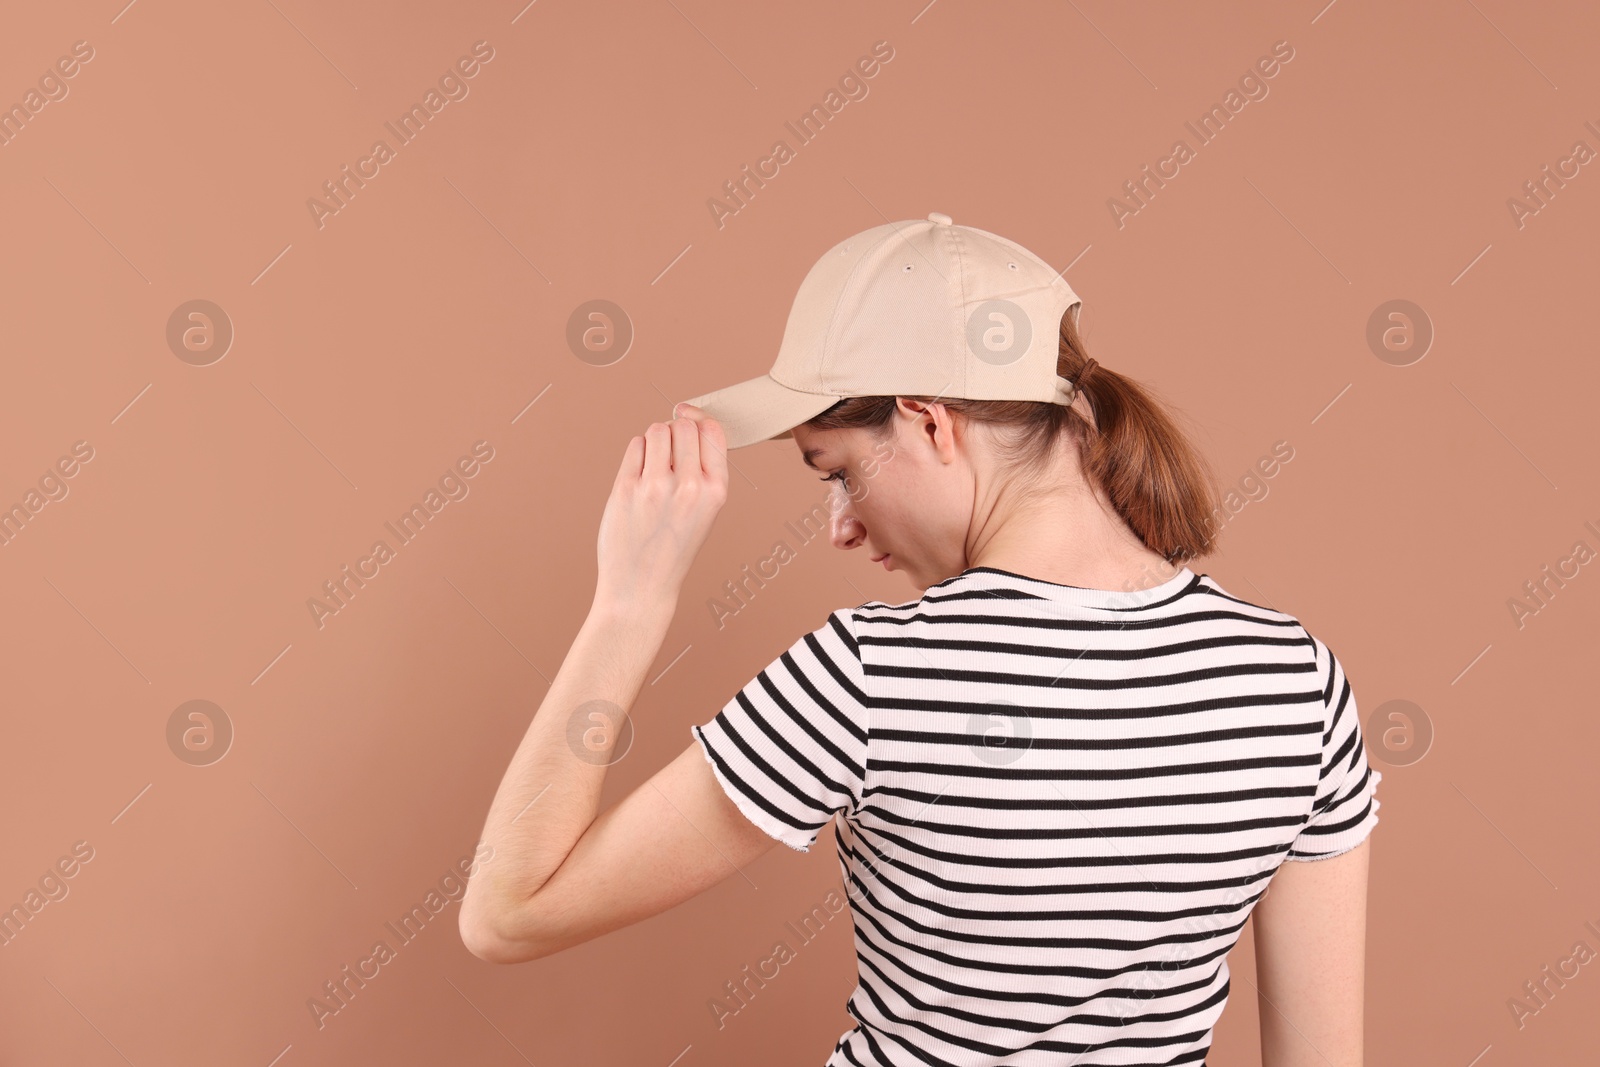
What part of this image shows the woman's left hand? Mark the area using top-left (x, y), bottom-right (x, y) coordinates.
top-left (594, 403), bottom-right (729, 610)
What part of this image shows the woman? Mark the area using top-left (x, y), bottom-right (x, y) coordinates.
top-left (459, 214), bottom-right (1382, 1067)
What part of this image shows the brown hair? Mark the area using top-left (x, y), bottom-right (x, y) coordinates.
top-left (802, 310), bottom-right (1221, 564)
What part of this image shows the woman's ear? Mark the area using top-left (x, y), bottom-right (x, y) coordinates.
top-left (898, 397), bottom-right (959, 463)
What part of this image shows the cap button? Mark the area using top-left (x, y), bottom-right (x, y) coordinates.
top-left (927, 212), bottom-right (953, 225)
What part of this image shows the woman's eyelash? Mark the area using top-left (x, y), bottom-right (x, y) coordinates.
top-left (819, 470), bottom-right (848, 484)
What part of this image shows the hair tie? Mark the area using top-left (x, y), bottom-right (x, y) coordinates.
top-left (1075, 358), bottom-right (1099, 391)
top-left (1051, 359), bottom-right (1102, 407)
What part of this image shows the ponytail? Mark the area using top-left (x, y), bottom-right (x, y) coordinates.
top-left (1058, 314), bottom-right (1220, 563)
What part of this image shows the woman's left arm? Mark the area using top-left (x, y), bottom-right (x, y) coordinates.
top-left (458, 407), bottom-right (778, 963)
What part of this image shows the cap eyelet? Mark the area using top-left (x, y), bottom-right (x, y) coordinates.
top-left (903, 264), bottom-right (913, 272)
top-left (1007, 262), bottom-right (1018, 270)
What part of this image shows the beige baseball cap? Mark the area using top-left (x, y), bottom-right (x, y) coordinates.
top-left (675, 211), bottom-right (1085, 449)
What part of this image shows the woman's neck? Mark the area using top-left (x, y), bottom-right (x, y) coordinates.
top-left (966, 480), bottom-right (1185, 593)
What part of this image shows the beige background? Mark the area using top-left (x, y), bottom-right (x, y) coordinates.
top-left (1, 0), bottom-right (1596, 1064)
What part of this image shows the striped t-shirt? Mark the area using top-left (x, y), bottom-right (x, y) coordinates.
top-left (691, 564), bottom-right (1382, 1067)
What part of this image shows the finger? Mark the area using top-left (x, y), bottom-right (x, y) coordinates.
top-left (672, 404), bottom-right (726, 478)
top-left (642, 421), bottom-right (673, 480)
top-left (615, 433), bottom-right (645, 489)
top-left (669, 404), bottom-right (729, 490)
top-left (695, 414), bottom-right (728, 487)
top-left (669, 415), bottom-right (700, 480)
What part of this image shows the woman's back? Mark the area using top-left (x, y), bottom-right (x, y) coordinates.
top-left (692, 564), bottom-right (1382, 1067)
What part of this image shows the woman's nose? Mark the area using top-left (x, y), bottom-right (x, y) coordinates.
top-left (830, 503), bottom-right (865, 552)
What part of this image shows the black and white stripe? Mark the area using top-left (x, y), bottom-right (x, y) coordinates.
top-left (692, 565), bottom-right (1382, 1067)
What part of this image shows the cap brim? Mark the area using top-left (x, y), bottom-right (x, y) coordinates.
top-left (676, 373), bottom-right (843, 450)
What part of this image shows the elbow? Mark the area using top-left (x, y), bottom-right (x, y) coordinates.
top-left (458, 900), bottom-right (548, 965)
top-left (459, 919), bottom-right (526, 965)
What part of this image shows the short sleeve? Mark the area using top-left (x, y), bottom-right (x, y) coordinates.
top-left (690, 608), bottom-right (870, 853)
top-left (1285, 630), bottom-right (1383, 862)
